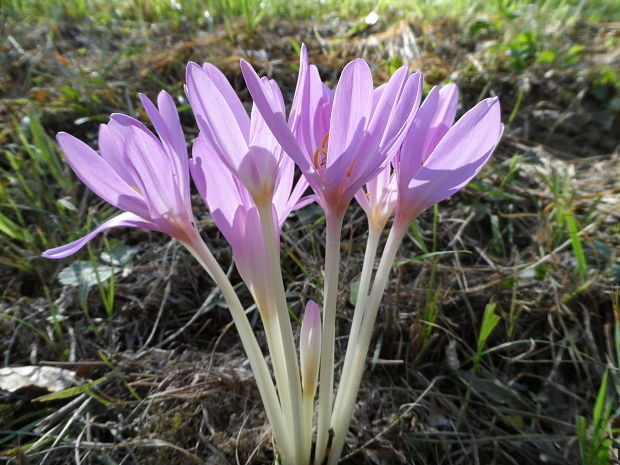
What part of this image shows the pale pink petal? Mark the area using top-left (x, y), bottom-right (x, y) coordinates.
top-left (201, 62), bottom-right (250, 136)
top-left (397, 85), bottom-right (440, 189)
top-left (237, 145), bottom-right (279, 196)
top-left (42, 212), bottom-right (153, 259)
top-left (327, 59), bottom-right (373, 169)
top-left (273, 154), bottom-right (296, 219)
top-left (398, 82), bottom-right (457, 193)
top-left (276, 163), bottom-right (312, 227)
top-left (365, 66), bottom-right (408, 149)
top-left (336, 72), bottom-right (422, 203)
top-left (241, 59), bottom-right (312, 173)
top-left (57, 132), bottom-right (148, 218)
top-left (186, 63), bottom-right (249, 169)
top-left (190, 136), bottom-right (248, 241)
top-left (354, 188), bottom-right (370, 216)
top-left (124, 125), bottom-right (179, 220)
top-left (139, 91), bottom-right (190, 202)
top-left (288, 43), bottom-right (309, 131)
top-left (424, 83), bottom-right (459, 163)
top-left (379, 72), bottom-right (423, 156)
top-left (229, 206), bottom-right (276, 308)
top-left (399, 98), bottom-right (503, 220)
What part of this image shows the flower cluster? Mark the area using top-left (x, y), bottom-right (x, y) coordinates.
top-left (44, 45), bottom-right (503, 465)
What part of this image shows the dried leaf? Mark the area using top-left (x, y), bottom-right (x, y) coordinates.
top-left (0, 366), bottom-right (76, 392)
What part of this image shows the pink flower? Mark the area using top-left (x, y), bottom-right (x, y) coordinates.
top-left (394, 85), bottom-right (503, 230)
top-left (43, 91), bottom-right (195, 259)
top-left (185, 62), bottom-right (297, 206)
top-left (354, 162), bottom-right (398, 231)
top-left (240, 45), bottom-right (423, 217)
top-left (190, 135), bottom-right (310, 307)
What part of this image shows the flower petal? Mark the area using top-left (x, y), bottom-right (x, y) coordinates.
top-left (190, 135), bottom-right (250, 242)
top-left (98, 121), bottom-right (139, 189)
top-left (139, 91), bottom-right (190, 202)
top-left (349, 71), bottom-right (422, 194)
top-left (288, 43), bottom-right (309, 132)
top-left (379, 72), bottom-right (423, 156)
top-left (57, 132), bottom-right (148, 217)
top-left (397, 86), bottom-right (439, 189)
top-left (398, 82), bottom-right (458, 188)
top-left (241, 59), bottom-right (312, 173)
top-left (327, 58), bottom-right (373, 165)
top-left (123, 125), bottom-right (180, 220)
top-left (42, 212), bottom-right (152, 259)
top-left (365, 66), bottom-right (408, 148)
top-left (186, 62), bottom-right (249, 170)
top-left (399, 97), bottom-right (503, 219)
top-left (201, 62), bottom-right (250, 136)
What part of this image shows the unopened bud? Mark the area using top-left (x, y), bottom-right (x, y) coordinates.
top-left (300, 300), bottom-right (321, 396)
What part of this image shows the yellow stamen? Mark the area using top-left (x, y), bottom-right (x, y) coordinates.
top-left (321, 132), bottom-right (329, 151)
top-left (129, 184), bottom-right (142, 195)
top-left (312, 133), bottom-right (330, 170)
top-left (347, 158), bottom-right (356, 177)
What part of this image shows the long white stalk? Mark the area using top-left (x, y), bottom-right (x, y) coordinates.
top-left (314, 213), bottom-right (344, 465)
top-left (182, 232), bottom-right (292, 464)
top-left (332, 222), bottom-right (381, 420)
top-left (327, 224), bottom-right (406, 465)
top-left (302, 387), bottom-right (317, 463)
top-left (256, 203), bottom-right (306, 465)
top-left (260, 300), bottom-right (295, 451)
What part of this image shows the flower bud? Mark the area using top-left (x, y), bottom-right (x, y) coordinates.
top-left (300, 300), bottom-right (321, 396)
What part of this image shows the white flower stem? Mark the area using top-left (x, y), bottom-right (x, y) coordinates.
top-left (182, 232), bottom-right (292, 464)
top-left (314, 212), bottom-right (344, 465)
top-left (256, 203), bottom-right (306, 465)
top-left (332, 222), bottom-right (381, 419)
top-left (261, 300), bottom-right (295, 448)
top-left (302, 388), bottom-right (316, 463)
top-left (326, 223), bottom-right (406, 465)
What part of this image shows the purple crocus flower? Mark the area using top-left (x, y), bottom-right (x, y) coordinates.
top-left (240, 45), bottom-right (423, 217)
top-left (185, 61), bottom-right (299, 207)
top-left (190, 134), bottom-right (310, 309)
top-left (394, 84), bottom-right (503, 230)
top-left (42, 91), bottom-right (196, 259)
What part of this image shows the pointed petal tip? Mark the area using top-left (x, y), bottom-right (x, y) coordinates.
top-left (109, 112), bottom-right (128, 122)
top-left (41, 247), bottom-right (75, 259)
top-left (138, 92), bottom-right (152, 108)
top-left (411, 71), bottom-right (423, 83)
top-left (41, 249), bottom-right (56, 259)
top-left (56, 131), bottom-right (71, 142)
top-left (306, 299), bottom-right (320, 314)
top-left (239, 59), bottom-right (256, 78)
top-left (185, 61), bottom-right (203, 81)
top-left (186, 61), bottom-right (201, 70)
top-left (487, 96), bottom-right (500, 106)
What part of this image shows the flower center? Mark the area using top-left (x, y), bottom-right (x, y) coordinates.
top-left (313, 132), bottom-right (329, 169)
